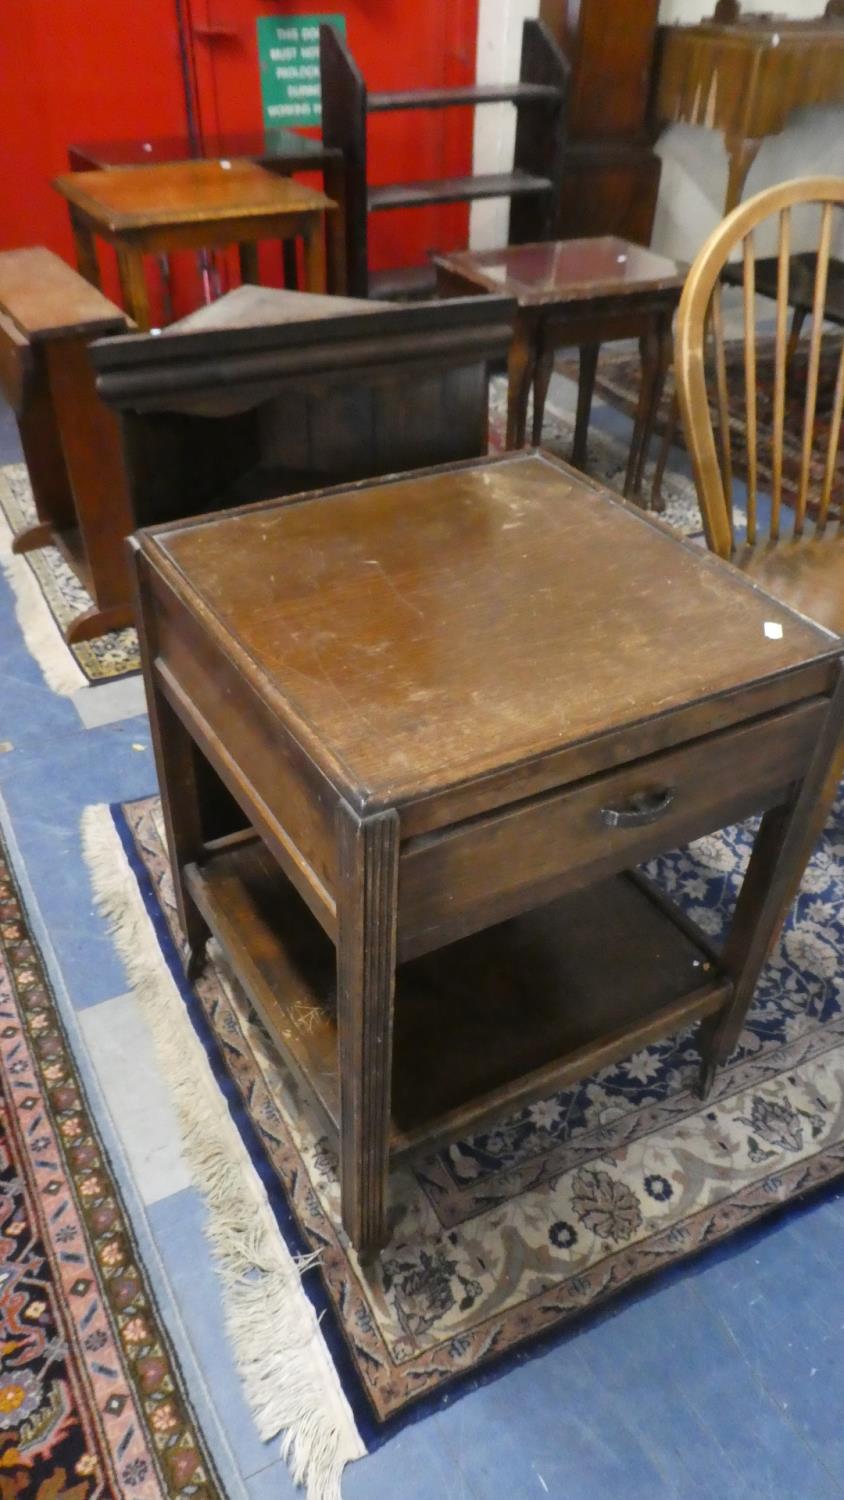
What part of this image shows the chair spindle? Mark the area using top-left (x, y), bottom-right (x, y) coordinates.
top-left (771, 207), bottom-right (791, 542)
top-left (711, 281), bottom-right (733, 528)
top-left (742, 232), bottom-right (758, 545)
top-left (794, 201), bottom-right (833, 536)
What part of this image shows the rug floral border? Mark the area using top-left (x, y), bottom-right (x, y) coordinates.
top-left (0, 830), bottom-right (223, 1498)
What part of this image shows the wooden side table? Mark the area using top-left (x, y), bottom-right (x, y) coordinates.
top-left (434, 237), bottom-right (684, 500)
top-left (130, 449), bottom-right (844, 1261)
top-left (67, 130), bottom-right (348, 297)
top-left (0, 247), bottom-right (136, 642)
top-left (53, 161), bottom-right (336, 331)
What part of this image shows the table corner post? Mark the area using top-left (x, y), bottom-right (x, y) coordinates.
top-left (335, 799), bottom-right (400, 1263)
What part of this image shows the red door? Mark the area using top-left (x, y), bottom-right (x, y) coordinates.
top-left (186, 0), bottom-right (479, 276)
top-left (0, 0), bottom-right (189, 259)
top-left (0, 1), bottom-right (478, 292)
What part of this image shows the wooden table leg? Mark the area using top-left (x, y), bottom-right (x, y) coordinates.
top-left (698, 665), bottom-right (844, 1096)
top-left (238, 242), bottom-right (261, 285)
top-left (129, 546), bottom-right (211, 980)
top-left (506, 317), bottom-right (537, 449)
top-left (531, 345), bottom-right (556, 446)
top-left (69, 211), bottom-right (102, 290)
top-left (650, 392), bottom-right (679, 514)
top-left (572, 342), bottom-right (599, 469)
top-left (302, 213), bottom-right (327, 294)
top-left (117, 247), bottom-right (153, 331)
top-left (627, 309), bottom-right (673, 501)
top-left (336, 802), bottom-right (399, 1262)
top-left (281, 240), bottom-right (299, 291)
top-left (724, 137), bottom-right (761, 215)
top-left (324, 158), bottom-right (348, 296)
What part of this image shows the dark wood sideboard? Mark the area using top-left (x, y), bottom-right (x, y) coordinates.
top-left (539, 0), bottom-right (662, 245)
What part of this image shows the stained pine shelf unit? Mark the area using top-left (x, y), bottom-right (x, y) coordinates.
top-left (320, 19), bottom-right (569, 299)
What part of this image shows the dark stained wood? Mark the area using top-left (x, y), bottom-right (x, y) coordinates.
top-left (320, 19), bottom-right (568, 300)
top-left (68, 128), bottom-right (339, 174)
top-left (370, 83), bottom-right (562, 111)
top-left (93, 291), bottom-right (512, 526)
top-left (0, 247), bottom-right (135, 640)
top-left (54, 162), bottom-right (336, 327)
top-left (510, 14), bottom-right (570, 244)
top-left (434, 238), bottom-right (683, 492)
top-left (396, 696), bottom-right (827, 959)
top-left (368, 171), bottom-right (553, 213)
top-left (147, 453), bottom-right (837, 803)
top-left (336, 803), bottom-right (400, 1260)
top-left (133, 448), bottom-right (844, 1254)
top-left (539, 0), bottom-right (661, 244)
top-left (183, 837), bottom-right (728, 1154)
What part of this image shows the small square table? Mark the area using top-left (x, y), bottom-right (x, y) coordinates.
top-left (131, 451), bottom-right (844, 1261)
top-left (434, 237), bottom-right (685, 498)
top-left (67, 130), bottom-right (347, 297)
top-left (53, 160), bottom-right (336, 331)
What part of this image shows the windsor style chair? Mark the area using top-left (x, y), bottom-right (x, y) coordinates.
top-left (675, 176), bottom-right (844, 636)
top-left (675, 177), bottom-right (844, 876)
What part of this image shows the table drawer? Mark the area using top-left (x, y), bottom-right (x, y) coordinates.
top-left (397, 697), bottom-right (826, 959)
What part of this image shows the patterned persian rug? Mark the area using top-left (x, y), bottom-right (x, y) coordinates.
top-left (0, 832), bottom-right (223, 1498)
top-left (559, 336), bottom-right (844, 518)
top-left (81, 780), bottom-right (844, 1460)
top-left (0, 464), bottom-right (140, 692)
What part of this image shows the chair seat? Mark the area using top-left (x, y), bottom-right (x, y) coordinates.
top-left (735, 532), bottom-right (844, 637)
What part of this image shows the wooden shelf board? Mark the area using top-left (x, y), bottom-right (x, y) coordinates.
top-left (185, 838), bottom-right (728, 1161)
top-left (368, 83), bottom-right (563, 112)
top-left (368, 171), bottom-right (552, 213)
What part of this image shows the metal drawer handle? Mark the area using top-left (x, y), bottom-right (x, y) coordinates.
top-left (600, 787), bottom-right (676, 829)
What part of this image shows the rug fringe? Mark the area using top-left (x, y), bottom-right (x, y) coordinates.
top-left (0, 469), bottom-right (87, 697)
top-left (81, 804), bottom-right (366, 1499)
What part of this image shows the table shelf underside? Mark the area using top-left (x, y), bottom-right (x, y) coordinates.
top-left (185, 836), bottom-right (729, 1160)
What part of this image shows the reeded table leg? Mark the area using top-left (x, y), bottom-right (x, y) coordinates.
top-left (336, 802), bottom-right (400, 1263)
top-left (129, 545), bottom-right (211, 979)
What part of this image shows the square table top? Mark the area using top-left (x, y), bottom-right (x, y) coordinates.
top-left (434, 237), bottom-right (683, 307)
top-left (53, 161), bottom-right (333, 234)
top-left (143, 452), bottom-right (838, 805)
top-left (68, 129), bottom-right (340, 172)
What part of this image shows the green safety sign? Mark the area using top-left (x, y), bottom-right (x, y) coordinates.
top-left (256, 14), bottom-right (346, 128)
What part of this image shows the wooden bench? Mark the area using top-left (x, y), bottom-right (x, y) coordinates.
top-left (91, 284), bottom-right (515, 528)
top-left (0, 247), bottom-right (136, 643)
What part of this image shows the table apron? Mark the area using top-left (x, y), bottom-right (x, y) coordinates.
top-left (149, 574), bottom-right (339, 934)
top-left (396, 695), bottom-right (826, 960)
top-left (102, 210), bottom-right (324, 257)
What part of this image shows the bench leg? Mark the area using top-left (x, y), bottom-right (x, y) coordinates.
top-left (45, 336), bottom-right (135, 618)
top-left (15, 351), bottom-right (76, 535)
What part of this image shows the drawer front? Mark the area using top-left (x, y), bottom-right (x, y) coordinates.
top-left (397, 698), bottom-right (826, 959)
